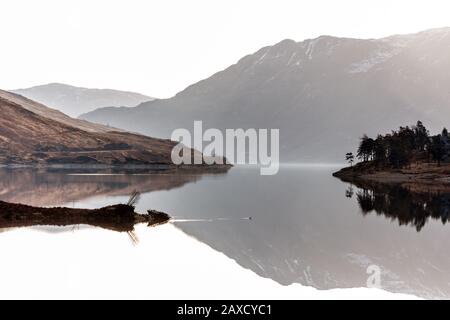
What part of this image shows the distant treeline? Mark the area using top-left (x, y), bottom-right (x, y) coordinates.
top-left (346, 121), bottom-right (450, 168)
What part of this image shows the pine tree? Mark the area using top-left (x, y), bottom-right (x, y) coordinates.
top-left (345, 152), bottom-right (355, 166)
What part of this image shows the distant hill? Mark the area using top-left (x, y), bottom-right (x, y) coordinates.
top-left (13, 83), bottom-right (154, 117)
top-left (0, 90), bottom-right (177, 166)
top-left (81, 28), bottom-right (450, 162)
top-left (0, 90), bottom-right (114, 133)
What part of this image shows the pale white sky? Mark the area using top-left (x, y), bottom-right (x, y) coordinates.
top-left (1, 0), bottom-right (450, 98)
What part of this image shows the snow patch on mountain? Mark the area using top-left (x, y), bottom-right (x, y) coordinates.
top-left (349, 47), bottom-right (402, 73)
top-left (305, 38), bottom-right (320, 60)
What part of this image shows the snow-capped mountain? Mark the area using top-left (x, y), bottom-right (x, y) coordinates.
top-left (81, 28), bottom-right (450, 162)
top-left (13, 83), bottom-right (154, 117)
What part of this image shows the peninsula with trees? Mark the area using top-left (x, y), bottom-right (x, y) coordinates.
top-left (333, 121), bottom-right (450, 185)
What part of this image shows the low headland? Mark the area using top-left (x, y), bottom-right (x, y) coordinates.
top-left (333, 121), bottom-right (450, 190)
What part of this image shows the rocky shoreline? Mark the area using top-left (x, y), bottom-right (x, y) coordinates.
top-left (333, 162), bottom-right (450, 195)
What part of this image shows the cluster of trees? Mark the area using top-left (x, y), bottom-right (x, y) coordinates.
top-left (346, 121), bottom-right (450, 168)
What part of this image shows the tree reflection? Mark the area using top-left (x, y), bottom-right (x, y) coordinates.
top-left (348, 181), bottom-right (450, 232)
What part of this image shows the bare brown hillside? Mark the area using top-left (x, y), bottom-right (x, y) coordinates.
top-left (0, 89), bottom-right (114, 133)
top-left (0, 93), bottom-right (179, 166)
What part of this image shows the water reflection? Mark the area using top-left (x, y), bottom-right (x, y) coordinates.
top-left (0, 167), bottom-right (227, 207)
top-left (0, 167), bottom-right (228, 243)
top-left (1, 166), bottom-right (450, 299)
top-left (161, 167), bottom-right (450, 299)
top-left (344, 179), bottom-right (450, 232)
top-left (0, 197), bottom-right (169, 231)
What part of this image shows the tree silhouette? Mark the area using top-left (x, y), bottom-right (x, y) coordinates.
top-left (430, 134), bottom-right (446, 166)
top-left (357, 135), bottom-right (375, 162)
top-left (373, 135), bottom-right (387, 164)
top-left (413, 121), bottom-right (429, 151)
top-left (347, 121), bottom-right (450, 168)
top-left (345, 152), bottom-right (354, 166)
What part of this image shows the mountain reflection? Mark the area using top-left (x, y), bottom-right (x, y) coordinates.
top-left (346, 180), bottom-right (450, 231)
top-left (0, 167), bottom-right (229, 207)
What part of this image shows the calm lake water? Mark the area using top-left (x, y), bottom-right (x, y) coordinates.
top-left (0, 166), bottom-right (449, 299)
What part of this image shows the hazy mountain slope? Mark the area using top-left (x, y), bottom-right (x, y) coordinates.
top-left (0, 90), bottom-right (114, 133)
top-left (0, 93), bottom-right (177, 166)
top-left (13, 83), bottom-right (153, 117)
top-left (81, 28), bottom-right (450, 162)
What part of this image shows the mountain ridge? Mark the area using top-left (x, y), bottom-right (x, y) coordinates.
top-left (13, 83), bottom-right (154, 117)
top-left (81, 27), bottom-right (450, 162)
